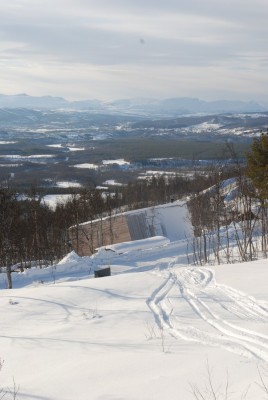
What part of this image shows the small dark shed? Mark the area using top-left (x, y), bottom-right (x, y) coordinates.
top-left (94, 267), bottom-right (111, 278)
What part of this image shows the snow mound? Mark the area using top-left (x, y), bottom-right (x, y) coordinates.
top-left (95, 236), bottom-right (170, 258)
top-left (58, 250), bottom-right (81, 265)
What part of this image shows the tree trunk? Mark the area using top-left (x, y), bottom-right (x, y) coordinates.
top-left (6, 265), bottom-right (12, 289)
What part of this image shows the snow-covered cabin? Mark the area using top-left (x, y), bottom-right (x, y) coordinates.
top-left (69, 201), bottom-right (191, 256)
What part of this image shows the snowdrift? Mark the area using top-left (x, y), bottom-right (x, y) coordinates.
top-left (95, 235), bottom-right (170, 257)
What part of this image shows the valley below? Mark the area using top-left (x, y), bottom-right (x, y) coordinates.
top-left (1, 107), bottom-right (267, 192)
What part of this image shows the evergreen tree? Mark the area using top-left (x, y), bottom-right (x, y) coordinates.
top-left (246, 129), bottom-right (268, 255)
top-left (246, 129), bottom-right (268, 201)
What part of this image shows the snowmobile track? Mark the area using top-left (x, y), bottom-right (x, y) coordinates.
top-left (147, 266), bottom-right (268, 361)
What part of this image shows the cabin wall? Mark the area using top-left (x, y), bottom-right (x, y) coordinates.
top-left (69, 202), bottom-right (191, 256)
top-left (69, 215), bottom-right (132, 256)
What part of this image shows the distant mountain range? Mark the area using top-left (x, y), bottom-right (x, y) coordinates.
top-left (0, 93), bottom-right (267, 116)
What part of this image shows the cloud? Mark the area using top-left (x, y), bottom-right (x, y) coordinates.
top-left (0, 0), bottom-right (268, 101)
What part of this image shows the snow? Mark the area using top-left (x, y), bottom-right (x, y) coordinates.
top-left (102, 179), bottom-right (124, 186)
top-left (102, 159), bottom-right (130, 166)
top-left (57, 250), bottom-right (81, 264)
top-left (1, 217), bottom-right (268, 399)
top-left (77, 201), bottom-right (192, 244)
top-left (42, 194), bottom-right (73, 209)
top-left (67, 147), bottom-right (85, 151)
top-left (126, 200), bottom-right (191, 241)
top-left (138, 170), bottom-right (178, 179)
top-left (55, 181), bottom-right (82, 188)
top-left (96, 185), bottom-right (109, 190)
top-left (95, 236), bottom-right (170, 260)
top-left (73, 163), bottom-right (99, 169)
top-left (0, 163), bottom-right (22, 167)
top-left (47, 142), bottom-right (85, 151)
top-left (183, 121), bottom-right (222, 134)
top-left (0, 154), bottom-right (55, 159)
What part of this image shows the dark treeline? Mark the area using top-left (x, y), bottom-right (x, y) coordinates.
top-left (120, 168), bottom-right (236, 209)
top-left (0, 189), bottom-right (71, 288)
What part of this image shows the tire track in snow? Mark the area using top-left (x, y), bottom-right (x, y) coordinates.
top-left (217, 284), bottom-right (268, 320)
top-left (147, 266), bottom-right (268, 361)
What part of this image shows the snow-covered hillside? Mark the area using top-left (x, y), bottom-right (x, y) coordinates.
top-left (1, 233), bottom-right (268, 399)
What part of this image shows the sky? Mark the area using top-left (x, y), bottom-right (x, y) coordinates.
top-left (1, 0), bottom-right (268, 103)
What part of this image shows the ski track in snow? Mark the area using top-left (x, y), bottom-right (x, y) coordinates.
top-left (147, 266), bottom-right (268, 362)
